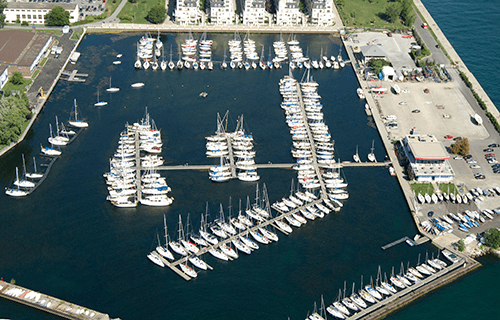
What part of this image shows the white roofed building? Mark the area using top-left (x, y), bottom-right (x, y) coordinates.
top-left (210, 0), bottom-right (236, 25)
top-left (242, 0), bottom-right (269, 25)
top-left (307, 0), bottom-right (334, 26)
top-left (175, 0), bottom-right (202, 25)
top-left (400, 134), bottom-right (454, 182)
top-left (275, 0), bottom-right (305, 26)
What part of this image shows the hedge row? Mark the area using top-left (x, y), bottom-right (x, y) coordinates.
top-left (486, 112), bottom-right (500, 132)
top-left (459, 71), bottom-right (487, 111)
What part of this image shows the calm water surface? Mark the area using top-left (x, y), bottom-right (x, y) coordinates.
top-left (0, 27), bottom-right (495, 319)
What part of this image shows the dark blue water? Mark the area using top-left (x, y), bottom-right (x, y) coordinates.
top-left (0, 31), bottom-right (482, 320)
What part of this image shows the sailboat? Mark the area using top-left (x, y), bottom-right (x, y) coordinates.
top-left (156, 215), bottom-right (174, 260)
top-left (179, 261), bottom-right (197, 278)
top-left (40, 143), bottom-right (61, 157)
top-left (26, 157), bottom-right (43, 179)
top-left (147, 252), bottom-right (164, 267)
top-left (353, 145), bottom-right (360, 163)
top-left (14, 154), bottom-right (35, 188)
top-left (168, 45), bottom-right (175, 70)
top-left (48, 123), bottom-right (67, 146)
top-left (168, 216), bottom-right (188, 256)
top-left (5, 167), bottom-right (29, 197)
top-left (94, 90), bottom-right (107, 107)
top-left (367, 140), bottom-right (376, 162)
top-left (68, 99), bottom-right (88, 128)
top-left (134, 43), bottom-right (142, 69)
top-left (106, 77), bottom-right (120, 93)
top-left (181, 214), bottom-right (200, 254)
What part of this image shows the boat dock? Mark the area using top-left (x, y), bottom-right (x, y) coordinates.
top-left (225, 134), bottom-right (237, 179)
top-left (294, 80), bottom-right (328, 198)
top-left (0, 280), bottom-right (120, 320)
top-left (155, 161), bottom-right (391, 171)
top-left (381, 235), bottom-right (430, 250)
top-left (344, 255), bottom-right (480, 320)
top-left (159, 197), bottom-right (328, 280)
top-left (61, 70), bottom-right (88, 82)
top-left (135, 131), bottom-right (143, 202)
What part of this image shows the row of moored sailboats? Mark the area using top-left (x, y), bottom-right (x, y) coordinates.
top-left (103, 110), bottom-right (173, 208)
top-left (6, 100), bottom-right (88, 197)
top-left (305, 253), bottom-right (453, 319)
top-left (205, 112), bottom-right (260, 182)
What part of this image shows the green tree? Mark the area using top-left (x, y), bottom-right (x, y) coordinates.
top-left (450, 138), bottom-right (470, 156)
top-left (146, 4), bottom-right (166, 24)
top-left (336, 0), bottom-right (345, 8)
top-left (368, 58), bottom-right (391, 74)
top-left (399, 0), bottom-right (415, 26)
top-left (45, 6), bottom-right (70, 26)
top-left (484, 228), bottom-right (500, 249)
top-left (0, 0), bottom-right (6, 27)
top-left (384, 3), bottom-right (401, 23)
top-left (9, 72), bottom-right (24, 85)
top-left (457, 240), bottom-right (465, 252)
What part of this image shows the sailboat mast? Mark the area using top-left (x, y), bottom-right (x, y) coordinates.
top-left (163, 214), bottom-right (168, 245)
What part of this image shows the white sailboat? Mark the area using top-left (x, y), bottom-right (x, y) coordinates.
top-left (14, 154), bottom-right (35, 188)
top-left (156, 214), bottom-right (174, 260)
top-left (40, 143), bottom-right (61, 157)
top-left (94, 90), bottom-right (108, 107)
top-left (147, 252), bottom-right (164, 267)
top-left (106, 77), bottom-right (120, 93)
top-left (5, 167), bottom-right (29, 197)
top-left (353, 145), bottom-right (360, 163)
top-left (179, 261), bottom-right (197, 278)
top-left (68, 99), bottom-right (88, 128)
top-left (169, 216), bottom-right (188, 256)
top-left (367, 140), bottom-right (376, 162)
top-left (26, 157), bottom-right (43, 179)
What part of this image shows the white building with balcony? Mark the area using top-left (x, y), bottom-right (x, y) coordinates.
top-left (400, 134), bottom-right (454, 182)
top-left (242, 0), bottom-right (268, 25)
top-left (210, 0), bottom-right (236, 25)
top-left (175, 0), bottom-right (202, 25)
top-left (275, 0), bottom-right (305, 26)
top-left (308, 0), bottom-right (334, 26)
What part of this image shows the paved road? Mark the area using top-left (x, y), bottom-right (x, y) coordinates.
top-left (27, 33), bottom-right (75, 108)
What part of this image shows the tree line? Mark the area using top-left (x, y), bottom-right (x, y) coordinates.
top-left (384, 0), bottom-right (415, 26)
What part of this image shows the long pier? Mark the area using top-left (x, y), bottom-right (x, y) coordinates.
top-left (61, 70), bottom-right (88, 82)
top-left (225, 135), bottom-right (237, 179)
top-left (135, 131), bottom-right (142, 202)
top-left (155, 161), bottom-right (391, 171)
top-left (0, 280), bottom-right (120, 320)
top-left (159, 197), bottom-right (332, 280)
top-left (344, 255), bottom-right (480, 320)
top-left (294, 80), bottom-right (328, 198)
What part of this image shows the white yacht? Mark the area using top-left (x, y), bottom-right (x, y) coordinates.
top-left (179, 262), bottom-right (197, 278)
top-left (147, 252), bottom-right (164, 267)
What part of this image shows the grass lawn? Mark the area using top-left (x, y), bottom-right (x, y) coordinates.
top-left (438, 183), bottom-right (458, 195)
top-left (32, 70), bottom-right (40, 79)
top-left (337, 0), bottom-right (405, 29)
top-left (106, 0), bottom-right (123, 16)
top-left (118, 0), bottom-right (162, 23)
top-left (3, 79), bottom-right (32, 94)
top-left (410, 183), bottom-right (433, 195)
top-left (39, 57), bottom-right (48, 67)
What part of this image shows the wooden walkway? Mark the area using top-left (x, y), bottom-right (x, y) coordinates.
top-left (0, 280), bottom-right (120, 320)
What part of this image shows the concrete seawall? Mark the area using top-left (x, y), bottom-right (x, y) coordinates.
top-left (413, 0), bottom-right (499, 119)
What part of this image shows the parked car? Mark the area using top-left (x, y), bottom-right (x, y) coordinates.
top-left (484, 148), bottom-right (494, 152)
top-left (488, 143), bottom-right (499, 148)
top-left (412, 109), bottom-right (420, 113)
top-left (470, 165), bottom-right (481, 169)
top-left (464, 155), bottom-right (473, 160)
top-left (445, 135), bottom-right (453, 139)
top-left (467, 159), bottom-right (477, 164)
top-left (453, 137), bottom-right (462, 141)
top-left (485, 153), bottom-right (495, 157)
top-left (453, 156), bottom-right (463, 160)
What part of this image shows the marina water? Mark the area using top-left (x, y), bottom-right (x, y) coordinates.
top-left (0, 27), bottom-right (496, 319)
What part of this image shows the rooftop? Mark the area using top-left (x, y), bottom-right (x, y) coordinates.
top-left (405, 134), bottom-right (450, 161)
top-left (360, 44), bottom-right (388, 58)
top-left (0, 30), bottom-right (35, 64)
top-left (6, 2), bottom-right (78, 10)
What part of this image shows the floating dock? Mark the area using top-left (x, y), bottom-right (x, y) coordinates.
top-left (0, 280), bottom-right (120, 320)
top-left (61, 70), bottom-right (88, 82)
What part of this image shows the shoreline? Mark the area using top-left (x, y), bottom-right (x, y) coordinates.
top-left (0, 28), bottom-right (87, 158)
